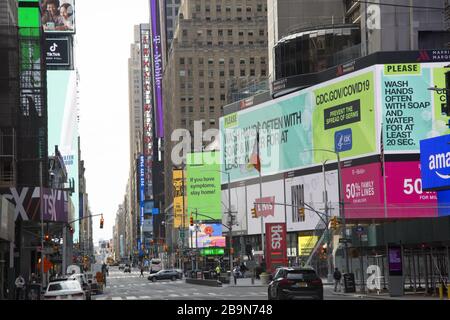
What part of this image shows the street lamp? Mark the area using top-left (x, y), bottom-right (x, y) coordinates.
top-left (303, 148), bottom-right (350, 274)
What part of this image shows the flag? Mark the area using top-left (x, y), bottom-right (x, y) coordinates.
top-left (380, 125), bottom-right (385, 175)
top-left (247, 130), bottom-right (261, 172)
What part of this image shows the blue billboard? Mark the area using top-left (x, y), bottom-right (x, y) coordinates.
top-left (144, 200), bottom-right (154, 215)
top-left (335, 128), bottom-right (352, 153)
top-left (420, 134), bottom-right (450, 191)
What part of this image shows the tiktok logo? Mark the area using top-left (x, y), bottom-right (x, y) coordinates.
top-left (50, 42), bottom-right (58, 52)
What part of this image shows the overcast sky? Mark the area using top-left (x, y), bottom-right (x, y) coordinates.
top-left (75, 1), bottom-right (149, 244)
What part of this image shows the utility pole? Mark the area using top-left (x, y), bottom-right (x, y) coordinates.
top-left (40, 161), bottom-right (45, 290)
top-left (226, 172), bottom-right (233, 284)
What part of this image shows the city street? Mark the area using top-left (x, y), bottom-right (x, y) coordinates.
top-left (92, 267), bottom-right (376, 300)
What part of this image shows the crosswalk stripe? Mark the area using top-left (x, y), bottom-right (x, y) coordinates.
top-left (208, 293), bottom-right (217, 296)
top-left (126, 296), bottom-right (138, 300)
top-left (111, 297), bottom-right (123, 300)
top-left (140, 296), bottom-right (151, 299)
top-left (168, 294), bottom-right (179, 297)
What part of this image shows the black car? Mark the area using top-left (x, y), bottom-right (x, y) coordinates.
top-left (268, 267), bottom-right (323, 300)
top-left (123, 265), bottom-right (131, 273)
top-left (148, 269), bottom-right (182, 282)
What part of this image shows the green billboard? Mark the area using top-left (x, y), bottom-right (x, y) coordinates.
top-left (186, 151), bottom-right (222, 221)
top-left (312, 71), bottom-right (376, 163)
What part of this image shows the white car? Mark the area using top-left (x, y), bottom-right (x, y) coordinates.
top-left (67, 273), bottom-right (91, 300)
top-left (44, 280), bottom-right (86, 300)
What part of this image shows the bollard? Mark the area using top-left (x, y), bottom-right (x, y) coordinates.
top-left (439, 284), bottom-right (443, 300)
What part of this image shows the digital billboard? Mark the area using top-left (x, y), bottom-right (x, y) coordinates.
top-left (150, 0), bottom-right (164, 138)
top-left (47, 70), bottom-right (79, 240)
top-left (186, 152), bottom-right (221, 221)
top-left (420, 134), bottom-right (450, 191)
top-left (173, 169), bottom-right (187, 228)
top-left (140, 26), bottom-right (154, 201)
top-left (40, 0), bottom-right (75, 33)
top-left (190, 223), bottom-right (226, 248)
top-left (45, 37), bottom-right (70, 67)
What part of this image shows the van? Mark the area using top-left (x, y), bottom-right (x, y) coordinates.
top-left (149, 259), bottom-right (162, 273)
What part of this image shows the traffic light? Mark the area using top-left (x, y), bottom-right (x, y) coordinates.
top-left (100, 214), bottom-right (104, 229)
top-left (251, 207), bottom-right (257, 218)
top-left (68, 226), bottom-right (74, 234)
top-left (298, 207), bottom-right (305, 220)
top-left (330, 216), bottom-right (339, 230)
top-left (190, 214), bottom-right (194, 226)
top-left (44, 234), bottom-right (50, 242)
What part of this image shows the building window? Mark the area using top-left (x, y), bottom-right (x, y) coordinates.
top-left (259, 29), bottom-right (265, 36)
top-left (209, 97), bottom-right (215, 101)
top-left (210, 119), bottom-right (216, 125)
top-left (218, 29), bottom-right (223, 37)
top-left (219, 70), bottom-right (225, 77)
top-left (246, 7), bottom-right (252, 12)
top-left (198, 58), bottom-right (204, 64)
top-left (200, 106), bottom-right (205, 113)
top-left (250, 69), bottom-right (255, 76)
top-left (218, 41), bottom-right (224, 46)
top-left (291, 184), bottom-right (305, 222)
top-left (239, 31), bottom-right (244, 37)
top-left (240, 58), bottom-right (245, 65)
top-left (226, 7), bottom-right (231, 12)
top-left (182, 29), bottom-right (188, 37)
top-left (209, 106), bottom-right (215, 113)
top-left (220, 94), bottom-right (226, 101)
top-left (208, 70), bottom-right (214, 78)
top-left (228, 29), bottom-right (233, 36)
top-left (216, 5), bottom-right (221, 12)
top-left (229, 69), bottom-right (235, 76)
top-left (180, 58), bottom-right (185, 64)
top-left (189, 106), bottom-right (193, 113)
top-left (209, 82), bottom-right (214, 89)
top-left (179, 70), bottom-right (185, 76)
top-left (219, 58), bottom-right (225, 65)
top-left (261, 69), bottom-right (267, 76)
top-left (237, 7), bottom-right (242, 12)
top-left (181, 119), bottom-right (186, 125)
top-left (229, 57), bottom-right (234, 65)
top-left (220, 82), bottom-right (225, 89)
top-left (250, 57), bottom-right (255, 64)
top-left (181, 106), bottom-right (186, 113)
top-left (261, 57), bottom-right (266, 64)
top-left (208, 58), bottom-right (214, 65)
top-left (257, 4), bottom-right (262, 12)
top-left (199, 70), bottom-right (204, 77)
top-left (199, 82), bottom-right (204, 89)
top-left (207, 29), bottom-right (212, 36)
top-left (239, 41), bottom-right (244, 45)
top-left (240, 69), bottom-right (246, 76)
top-left (196, 4), bottom-right (201, 12)
top-left (248, 31), bottom-right (254, 37)
top-left (205, 5), bottom-right (210, 12)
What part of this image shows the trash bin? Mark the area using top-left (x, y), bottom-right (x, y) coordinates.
top-left (343, 273), bottom-right (356, 293)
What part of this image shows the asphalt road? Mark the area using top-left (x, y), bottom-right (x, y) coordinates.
top-left (92, 267), bottom-right (374, 300)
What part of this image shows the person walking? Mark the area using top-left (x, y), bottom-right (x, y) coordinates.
top-left (140, 265), bottom-right (144, 278)
top-left (333, 267), bottom-right (342, 292)
top-left (15, 274), bottom-right (25, 300)
top-left (240, 263), bottom-right (248, 278)
top-left (215, 265), bottom-right (221, 279)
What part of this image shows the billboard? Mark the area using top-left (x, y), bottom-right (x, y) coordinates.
top-left (265, 223), bottom-right (288, 273)
top-left (173, 169), bottom-right (187, 228)
top-left (140, 26), bottom-right (154, 201)
top-left (0, 187), bottom-right (68, 223)
top-left (186, 151), bottom-right (221, 221)
top-left (47, 70), bottom-right (79, 240)
top-left (144, 201), bottom-right (154, 215)
top-left (45, 37), bottom-right (70, 67)
top-left (298, 235), bottom-right (319, 256)
top-left (313, 71), bottom-right (376, 162)
top-left (40, 0), bottom-right (75, 33)
top-left (420, 134), bottom-right (450, 191)
top-left (150, 0), bottom-right (164, 138)
top-left (190, 223), bottom-right (226, 248)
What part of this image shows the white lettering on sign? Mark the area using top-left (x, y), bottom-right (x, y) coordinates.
top-left (270, 225), bottom-right (283, 250)
top-left (366, 265), bottom-right (381, 290)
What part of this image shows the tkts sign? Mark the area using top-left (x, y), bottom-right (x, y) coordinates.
top-left (265, 223), bottom-right (287, 273)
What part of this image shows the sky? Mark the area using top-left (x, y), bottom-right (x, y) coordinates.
top-left (75, 1), bottom-right (150, 244)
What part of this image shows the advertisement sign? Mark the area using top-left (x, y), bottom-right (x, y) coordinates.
top-left (0, 195), bottom-right (15, 242)
top-left (385, 161), bottom-right (437, 217)
top-left (342, 162), bottom-right (384, 219)
top-left (420, 134), bottom-right (450, 191)
top-left (265, 223), bottom-right (287, 273)
top-left (255, 196), bottom-right (275, 217)
top-left (45, 38), bottom-right (70, 66)
top-left (334, 128), bottom-right (352, 153)
top-left (298, 235), bottom-right (318, 256)
top-left (432, 67), bottom-right (450, 136)
top-left (190, 224), bottom-right (226, 248)
top-left (150, 0), bottom-right (164, 138)
top-left (0, 187), bottom-right (68, 223)
top-left (382, 64), bottom-right (432, 152)
top-left (139, 155), bottom-right (145, 204)
top-left (388, 246), bottom-right (403, 276)
top-left (313, 71), bottom-right (376, 162)
top-left (221, 91), bottom-right (313, 183)
top-left (173, 169), bottom-right (187, 228)
top-left (142, 218), bottom-right (153, 232)
top-left (186, 152), bottom-right (221, 221)
top-left (40, 0), bottom-right (75, 33)
top-left (200, 248), bottom-right (225, 256)
top-left (47, 70), bottom-right (79, 240)
top-left (140, 26), bottom-right (154, 200)
top-left (144, 201), bottom-right (154, 215)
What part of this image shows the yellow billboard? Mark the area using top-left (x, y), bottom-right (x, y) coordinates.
top-left (173, 169), bottom-right (187, 228)
top-left (298, 235), bottom-right (318, 256)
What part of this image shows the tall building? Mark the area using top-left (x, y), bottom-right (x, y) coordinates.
top-left (163, 0), bottom-right (269, 219)
top-left (159, 0), bottom-right (181, 62)
top-left (268, 0), bottom-right (448, 90)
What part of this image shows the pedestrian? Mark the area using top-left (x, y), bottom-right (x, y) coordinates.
top-left (15, 274), bottom-right (25, 300)
top-left (333, 267), bottom-right (342, 292)
top-left (233, 265), bottom-right (240, 283)
top-left (215, 265), bottom-right (221, 279)
top-left (240, 263), bottom-right (248, 278)
top-left (140, 265), bottom-right (144, 278)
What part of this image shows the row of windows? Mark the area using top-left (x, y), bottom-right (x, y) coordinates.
top-left (180, 57), bottom-right (266, 65)
top-left (179, 69), bottom-right (266, 77)
top-left (195, 4), bottom-right (267, 13)
top-left (181, 119), bottom-right (216, 126)
top-left (180, 106), bottom-right (222, 113)
top-left (199, 29), bottom-right (265, 37)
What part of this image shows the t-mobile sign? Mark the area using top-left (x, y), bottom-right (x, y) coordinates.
top-left (265, 223), bottom-right (287, 273)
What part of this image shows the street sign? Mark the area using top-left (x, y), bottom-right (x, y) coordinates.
top-left (339, 238), bottom-right (352, 243)
top-left (361, 234), bottom-right (368, 242)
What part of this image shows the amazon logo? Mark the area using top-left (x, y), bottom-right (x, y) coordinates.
top-left (428, 152), bottom-right (450, 179)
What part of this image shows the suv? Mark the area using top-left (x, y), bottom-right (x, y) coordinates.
top-left (268, 267), bottom-right (323, 300)
top-left (148, 269), bottom-right (182, 282)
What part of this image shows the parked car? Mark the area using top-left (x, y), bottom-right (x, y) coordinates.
top-left (67, 273), bottom-right (91, 300)
top-left (123, 265), bottom-right (131, 273)
top-left (267, 267), bottom-right (323, 300)
top-left (148, 269), bottom-right (182, 282)
top-left (44, 280), bottom-right (86, 300)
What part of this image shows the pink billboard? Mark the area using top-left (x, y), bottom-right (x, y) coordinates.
top-left (342, 162), bottom-right (384, 219)
top-left (385, 161), bottom-right (438, 218)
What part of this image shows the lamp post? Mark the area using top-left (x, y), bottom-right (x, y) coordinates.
top-left (303, 148), bottom-right (349, 274)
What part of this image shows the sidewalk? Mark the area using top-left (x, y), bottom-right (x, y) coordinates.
top-left (331, 289), bottom-right (447, 300)
top-left (223, 277), bottom-right (267, 287)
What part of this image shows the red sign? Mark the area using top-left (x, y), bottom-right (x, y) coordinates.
top-left (255, 197), bottom-right (275, 217)
top-left (265, 223), bottom-right (287, 273)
